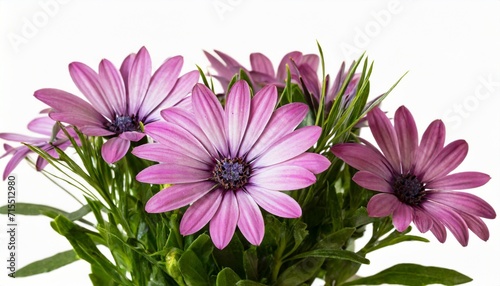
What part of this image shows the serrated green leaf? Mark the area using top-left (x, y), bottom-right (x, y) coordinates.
top-left (15, 250), bottom-right (79, 277)
top-left (343, 263), bottom-right (472, 286)
top-left (216, 267), bottom-right (241, 286)
top-left (178, 249), bottom-right (210, 286)
top-left (287, 249), bottom-right (369, 265)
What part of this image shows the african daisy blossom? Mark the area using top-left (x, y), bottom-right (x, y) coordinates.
top-left (35, 46), bottom-right (199, 164)
top-left (133, 80), bottom-right (330, 249)
top-left (331, 106), bottom-right (496, 246)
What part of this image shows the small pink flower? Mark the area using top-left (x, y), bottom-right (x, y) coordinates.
top-left (133, 80), bottom-right (330, 249)
top-left (331, 106), bottom-right (496, 246)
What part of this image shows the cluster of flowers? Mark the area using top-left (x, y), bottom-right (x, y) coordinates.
top-left (1, 46), bottom-right (495, 252)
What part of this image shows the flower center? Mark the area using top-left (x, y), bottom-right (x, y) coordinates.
top-left (107, 115), bottom-right (140, 133)
top-left (392, 173), bottom-right (425, 206)
top-left (213, 157), bottom-right (251, 190)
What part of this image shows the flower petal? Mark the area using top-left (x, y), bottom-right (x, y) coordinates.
top-left (2, 146), bottom-right (31, 180)
top-left (421, 201), bottom-right (469, 246)
top-left (225, 81), bottom-right (251, 157)
top-left (394, 106), bottom-right (418, 173)
top-left (79, 126), bottom-right (115, 137)
top-left (101, 137), bottom-right (130, 164)
top-left (426, 191), bottom-right (496, 219)
top-left (145, 181), bottom-right (215, 213)
top-left (367, 107), bottom-right (401, 172)
top-left (98, 59), bottom-right (126, 115)
top-left (236, 191), bottom-right (264, 246)
top-left (426, 172), bottom-right (491, 191)
top-left (413, 207), bottom-right (433, 233)
top-left (331, 143), bottom-right (392, 179)
top-left (420, 140), bottom-right (468, 182)
top-left (250, 53), bottom-right (275, 77)
top-left (210, 190), bottom-right (239, 249)
top-left (127, 47), bottom-right (152, 114)
top-left (27, 117), bottom-right (56, 136)
top-left (136, 163), bottom-right (210, 184)
top-left (251, 165), bottom-right (316, 191)
top-left (459, 211), bottom-right (490, 241)
top-left (413, 120), bottom-right (445, 177)
top-left (272, 152), bottom-right (331, 174)
top-left (180, 189), bottom-right (223, 235)
top-left (367, 193), bottom-right (399, 217)
top-left (353, 171), bottom-right (393, 193)
top-left (392, 203), bottom-right (413, 232)
top-left (253, 126), bottom-right (320, 168)
top-left (119, 131), bottom-right (145, 142)
top-left (246, 185), bottom-right (301, 218)
top-left (132, 144), bottom-right (210, 170)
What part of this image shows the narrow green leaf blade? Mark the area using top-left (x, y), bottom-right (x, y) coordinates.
top-left (15, 250), bottom-right (79, 277)
top-left (343, 263), bottom-right (472, 286)
top-left (288, 249), bottom-right (369, 265)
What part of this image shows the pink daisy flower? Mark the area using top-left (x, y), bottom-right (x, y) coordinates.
top-left (35, 47), bottom-right (199, 164)
top-left (331, 106), bottom-right (496, 246)
top-left (133, 80), bottom-right (330, 249)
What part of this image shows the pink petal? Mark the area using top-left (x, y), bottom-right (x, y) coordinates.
top-left (277, 51), bottom-right (302, 80)
top-left (394, 106), bottom-right (418, 173)
top-left (2, 146), bottom-right (31, 180)
top-left (367, 193), bottom-right (399, 217)
top-left (459, 211), bottom-right (490, 241)
top-left (98, 59), bottom-right (126, 115)
top-left (127, 47), bottom-right (152, 114)
top-left (392, 203), bottom-right (413, 232)
top-left (180, 189), bottom-right (223, 235)
top-left (0, 133), bottom-right (46, 143)
top-left (367, 107), bottom-right (401, 172)
top-left (236, 191), bottom-right (264, 245)
top-left (272, 152), bottom-right (330, 174)
top-left (426, 172), bottom-right (491, 191)
top-left (250, 53), bottom-right (275, 77)
top-left (413, 120), bottom-right (445, 177)
top-left (138, 56), bottom-right (183, 120)
top-left (101, 136), bottom-right (130, 164)
top-left (250, 165), bottom-right (316, 191)
top-left (238, 85), bottom-right (277, 157)
top-left (426, 191), bottom-right (496, 219)
top-left (210, 191), bottom-right (239, 249)
top-left (246, 185), bottom-right (301, 218)
top-left (132, 144), bottom-right (210, 170)
top-left (79, 125), bottom-right (115, 136)
top-left (69, 62), bottom-right (114, 119)
top-left (253, 126), bottom-right (321, 168)
top-left (413, 207), bottom-right (433, 233)
top-left (422, 201), bottom-right (469, 246)
top-left (421, 140), bottom-right (468, 182)
top-left (331, 143), bottom-right (393, 179)
top-left (430, 219), bottom-right (447, 243)
top-left (225, 81), bottom-right (251, 157)
top-left (352, 171), bottom-right (393, 193)
top-left (27, 117), bottom-right (56, 136)
top-left (119, 53), bottom-right (135, 88)
top-left (246, 103), bottom-right (309, 161)
top-left (119, 131), bottom-right (145, 142)
top-left (136, 163), bottom-right (210, 184)
top-left (145, 181), bottom-right (215, 213)
top-left (192, 84), bottom-right (228, 156)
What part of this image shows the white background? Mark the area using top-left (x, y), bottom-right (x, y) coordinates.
top-left (0, 0), bottom-right (499, 285)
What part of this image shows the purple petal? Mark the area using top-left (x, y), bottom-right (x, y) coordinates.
top-left (98, 59), bottom-right (126, 115)
top-left (367, 107), bottom-right (401, 172)
top-left (277, 51), bottom-right (302, 80)
top-left (421, 201), bottom-right (469, 246)
top-left (413, 120), bottom-right (445, 177)
top-left (225, 81), bottom-right (251, 157)
top-left (0, 133), bottom-right (45, 143)
top-left (2, 146), bottom-right (31, 180)
top-left (331, 143), bottom-right (393, 179)
top-left (127, 47), bottom-right (152, 114)
top-left (119, 53), bottom-right (135, 88)
top-left (253, 126), bottom-right (321, 168)
top-left (236, 191), bottom-right (264, 246)
top-left (394, 106), bottom-right (418, 173)
top-left (210, 190), bottom-right (239, 249)
top-left (180, 189), bottom-right (223, 235)
top-left (426, 191), bottom-right (496, 219)
top-left (192, 84), bottom-right (228, 156)
top-left (34, 88), bottom-right (107, 126)
top-left (136, 163), bottom-right (210, 184)
top-left (392, 203), bottom-right (413, 232)
top-left (250, 53), bottom-right (274, 77)
top-left (79, 126), bottom-right (115, 137)
top-left (101, 137), bottom-right (130, 164)
top-left (413, 207), bottom-right (433, 233)
top-left (246, 102), bottom-right (309, 161)
top-left (246, 185), bottom-right (301, 218)
top-left (430, 219), bottom-right (447, 243)
top-left (238, 85), bottom-right (277, 157)
top-left (119, 131), bottom-right (145, 142)
top-left (459, 211), bottom-right (490, 241)
top-left (132, 144), bottom-right (210, 170)
top-left (272, 152), bottom-right (330, 174)
top-left (145, 181), bottom-right (215, 213)
top-left (420, 140), bottom-right (468, 182)
top-left (138, 56), bottom-right (183, 120)
top-left (69, 62), bottom-right (114, 119)
top-left (352, 171), bottom-right (393, 193)
top-left (27, 117), bottom-right (56, 136)
top-left (250, 165), bottom-right (316, 191)
top-left (426, 172), bottom-right (490, 191)
top-left (367, 193), bottom-right (399, 217)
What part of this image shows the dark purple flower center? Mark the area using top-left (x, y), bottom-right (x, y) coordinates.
top-left (213, 157), bottom-right (251, 190)
top-left (107, 115), bottom-right (140, 134)
top-left (392, 173), bottom-right (425, 206)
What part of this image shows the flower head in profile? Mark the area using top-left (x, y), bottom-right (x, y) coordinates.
top-left (133, 80), bottom-right (330, 249)
top-left (331, 106), bottom-right (496, 246)
top-left (0, 114), bottom-right (78, 180)
top-left (35, 47), bottom-right (199, 164)
top-left (204, 50), bottom-right (319, 92)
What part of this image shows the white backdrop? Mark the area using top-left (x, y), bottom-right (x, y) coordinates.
top-left (0, 1), bottom-right (499, 285)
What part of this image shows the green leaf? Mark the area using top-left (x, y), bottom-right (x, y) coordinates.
top-left (15, 250), bottom-right (79, 277)
top-left (236, 280), bottom-right (268, 286)
top-left (216, 267), bottom-right (241, 286)
top-left (287, 249), bottom-right (369, 265)
top-left (178, 249), bottom-right (210, 286)
top-left (212, 234), bottom-right (245, 278)
top-left (243, 247), bottom-right (259, 281)
top-left (186, 233), bottom-right (213, 265)
top-left (0, 203), bottom-right (92, 225)
top-left (343, 263), bottom-right (472, 286)
top-left (276, 257), bottom-right (324, 286)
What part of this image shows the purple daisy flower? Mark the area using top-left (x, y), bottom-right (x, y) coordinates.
top-left (133, 80), bottom-right (330, 249)
top-left (331, 106), bottom-right (496, 246)
top-left (35, 47), bottom-right (199, 164)
top-left (0, 115), bottom-right (78, 180)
